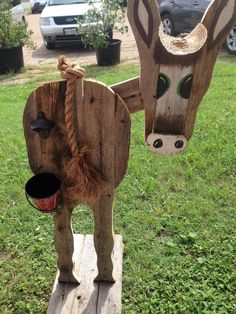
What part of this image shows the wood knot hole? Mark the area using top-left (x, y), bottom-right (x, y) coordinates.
top-left (90, 96), bottom-right (95, 104)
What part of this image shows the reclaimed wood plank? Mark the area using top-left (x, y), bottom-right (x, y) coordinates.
top-left (47, 234), bottom-right (85, 314)
top-left (110, 77), bottom-right (144, 113)
top-left (153, 65), bottom-right (193, 135)
top-left (47, 234), bottom-right (123, 314)
top-left (72, 235), bottom-right (99, 314)
top-left (127, 0), bottom-right (161, 138)
top-left (114, 94), bottom-right (131, 188)
top-left (23, 81), bottom-right (71, 179)
top-left (53, 206), bottom-right (80, 283)
top-left (97, 235), bottom-right (124, 314)
top-left (92, 191), bottom-right (115, 282)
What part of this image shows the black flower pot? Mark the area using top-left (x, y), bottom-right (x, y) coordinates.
top-left (0, 46), bottom-right (24, 75)
top-left (96, 39), bottom-right (121, 66)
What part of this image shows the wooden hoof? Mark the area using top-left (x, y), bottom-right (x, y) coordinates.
top-left (58, 272), bottom-right (80, 284)
top-left (94, 275), bottom-right (115, 283)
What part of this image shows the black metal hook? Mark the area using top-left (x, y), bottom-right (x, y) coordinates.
top-left (30, 112), bottom-right (54, 139)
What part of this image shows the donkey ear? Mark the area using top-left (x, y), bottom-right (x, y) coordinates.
top-left (127, 0), bottom-right (161, 49)
top-left (202, 0), bottom-right (236, 49)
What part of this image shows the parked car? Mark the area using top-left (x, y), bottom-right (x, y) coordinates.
top-left (157, 0), bottom-right (236, 55)
top-left (30, 0), bottom-right (47, 14)
top-left (40, 0), bottom-right (101, 49)
top-left (11, 0), bottom-right (25, 22)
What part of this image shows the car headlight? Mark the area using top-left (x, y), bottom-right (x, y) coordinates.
top-left (40, 17), bottom-right (51, 26)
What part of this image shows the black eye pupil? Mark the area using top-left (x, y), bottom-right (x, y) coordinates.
top-left (175, 140), bottom-right (184, 149)
top-left (153, 139), bottom-right (163, 148)
top-left (156, 73), bottom-right (170, 99)
top-left (179, 74), bottom-right (193, 99)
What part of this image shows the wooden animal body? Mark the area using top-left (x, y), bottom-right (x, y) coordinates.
top-left (24, 78), bottom-right (131, 283)
top-left (128, 0), bottom-right (236, 155)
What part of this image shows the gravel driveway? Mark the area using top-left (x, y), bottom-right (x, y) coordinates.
top-left (24, 13), bottom-right (139, 66)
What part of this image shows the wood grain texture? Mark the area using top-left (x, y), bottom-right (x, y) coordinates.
top-left (154, 65), bottom-right (193, 135)
top-left (114, 94), bottom-right (131, 187)
top-left (75, 79), bottom-right (130, 188)
top-left (47, 234), bottom-right (84, 314)
top-left (24, 78), bottom-right (130, 283)
top-left (128, 0), bottom-right (161, 138)
top-left (53, 205), bottom-right (80, 283)
top-left (110, 77), bottom-right (144, 113)
top-left (75, 80), bottom-right (129, 281)
top-left (96, 235), bottom-right (123, 314)
top-left (23, 81), bottom-right (71, 180)
top-left (47, 234), bottom-right (123, 314)
top-left (76, 80), bottom-right (117, 282)
top-left (24, 79), bottom-right (130, 188)
top-left (73, 235), bottom-right (99, 314)
top-left (92, 191), bottom-right (115, 282)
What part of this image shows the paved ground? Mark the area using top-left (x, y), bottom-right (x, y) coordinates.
top-left (24, 13), bottom-right (139, 66)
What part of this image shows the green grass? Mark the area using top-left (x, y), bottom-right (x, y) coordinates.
top-left (0, 59), bottom-right (236, 313)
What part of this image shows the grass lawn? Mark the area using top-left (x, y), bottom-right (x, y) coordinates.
top-left (0, 58), bottom-right (236, 314)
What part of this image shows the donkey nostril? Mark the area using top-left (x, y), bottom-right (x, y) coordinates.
top-left (175, 140), bottom-right (184, 149)
top-left (153, 139), bottom-right (163, 148)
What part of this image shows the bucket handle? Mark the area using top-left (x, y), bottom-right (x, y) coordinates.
top-left (25, 192), bottom-right (60, 213)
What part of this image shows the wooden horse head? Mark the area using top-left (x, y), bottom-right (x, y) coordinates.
top-left (128, 0), bottom-right (236, 155)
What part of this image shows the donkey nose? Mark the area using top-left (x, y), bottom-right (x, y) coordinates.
top-left (147, 133), bottom-right (187, 155)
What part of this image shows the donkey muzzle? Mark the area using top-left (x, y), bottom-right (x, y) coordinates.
top-left (147, 133), bottom-right (187, 155)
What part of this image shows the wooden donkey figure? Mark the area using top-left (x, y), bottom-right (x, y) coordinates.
top-left (127, 0), bottom-right (236, 155)
top-left (23, 0), bottom-right (235, 291)
top-left (24, 56), bottom-right (131, 284)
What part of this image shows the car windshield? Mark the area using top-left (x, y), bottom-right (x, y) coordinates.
top-left (48, 0), bottom-right (99, 5)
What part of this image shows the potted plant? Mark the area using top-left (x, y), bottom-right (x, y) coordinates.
top-left (0, 0), bottom-right (33, 74)
top-left (77, 0), bottom-right (128, 66)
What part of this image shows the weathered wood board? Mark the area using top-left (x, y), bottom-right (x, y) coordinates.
top-left (23, 80), bottom-right (131, 188)
top-left (47, 234), bottom-right (123, 314)
top-left (110, 77), bottom-right (144, 113)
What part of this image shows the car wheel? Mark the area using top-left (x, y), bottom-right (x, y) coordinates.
top-left (161, 14), bottom-right (175, 36)
top-left (224, 26), bottom-right (236, 55)
top-left (45, 41), bottom-right (55, 50)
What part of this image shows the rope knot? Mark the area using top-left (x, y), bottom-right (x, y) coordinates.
top-left (58, 55), bottom-right (86, 80)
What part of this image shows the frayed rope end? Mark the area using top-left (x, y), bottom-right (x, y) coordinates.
top-left (62, 147), bottom-right (106, 204)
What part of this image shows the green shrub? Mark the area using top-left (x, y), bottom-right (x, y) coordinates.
top-left (0, 0), bottom-right (33, 49)
top-left (77, 0), bottom-right (128, 48)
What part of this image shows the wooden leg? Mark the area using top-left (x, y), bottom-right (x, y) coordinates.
top-left (92, 190), bottom-right (115, 282)
top-left (53, 205), bottom-right (79, 283)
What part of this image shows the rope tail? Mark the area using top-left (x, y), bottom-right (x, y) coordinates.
top-left (58, 55), bottom-right (106, 203)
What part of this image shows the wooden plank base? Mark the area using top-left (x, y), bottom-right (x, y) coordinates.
top-left (47, 234), bottom-right (123, 314)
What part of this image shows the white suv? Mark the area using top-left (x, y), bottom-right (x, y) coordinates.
top-left (30, 0), bottom-right (47, 14)
top-left (11, 0), bottom-right (25, 22)
top-left (40, 0), bottom-right (101, 49)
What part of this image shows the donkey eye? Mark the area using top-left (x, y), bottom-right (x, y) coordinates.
top-left (178, 74), bottom-right (193, 99)
top-left (156, 73), bottom-right (170, 99)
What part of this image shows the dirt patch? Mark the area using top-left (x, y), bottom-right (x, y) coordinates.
top-left (24, 13), bottom-right (139, 66)
top-left (0, 251), bottom-right (12, 260)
